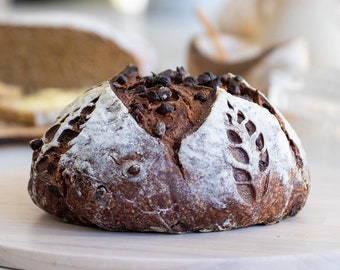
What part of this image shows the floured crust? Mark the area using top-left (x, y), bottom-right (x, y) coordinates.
top-left (28, 66), bottom-right (310, 233)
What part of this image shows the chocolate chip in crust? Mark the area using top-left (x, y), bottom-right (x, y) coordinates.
top-left (228, 84), bottom-right (241, 95)
top-left (127, 164), bottom-right (141, 176)
top-left (157, 86), bottom-right (172, 101)
top-left (194, 92), bottom-right (208, 102)
top-left (156, 103), bottom-right (175, 115)
top-left (29, 139), bottom-right (43, 151)
top-left (152, 121), bottom-right (166, 137)
top-left (158, 69), bottom-right (176, 78)
top-left (211, 77), bottom-right (222, 89)
top-left (197, 72), bottom-right (217, 86)
top-left (134, 85), bottom-right (147, 94)
top-left (183, 76), bottom-right (198, 86)
top-left (154, 75), bottom-right (171, 87)
top-left (143, 76), bottom-right (154, 87)
top-left (146, 90), bottom-right (160, 103)
top-left (95, 185), bottom-right (107, 205)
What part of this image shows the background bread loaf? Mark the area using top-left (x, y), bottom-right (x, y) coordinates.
top-left (0, 13), bottom-right (155, 92)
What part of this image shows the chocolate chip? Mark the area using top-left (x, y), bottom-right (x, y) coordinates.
top-left (157, 86), bottom-right (172, 101)
top-left (197, 72), bottom-right (216, 85)
top-left (146, 90), bottom-right (160, 103)
top-left (125, 65), bottom-right (138, 77)
top-left (134, 85), bottom-right (147, 94)
top-left (176, 66), bottom-right (189, 77)
top-left (183, 76), bottom-right (198, 86)
top-left (95, 185), bottom-right (107, 204)
top-left (228, 84), bottom-right (241, 95)
top-left (156, 103), bottom-right (175, 114)
top-left (29, 139), bottom-right (43, 151)
top-left (127, 164), bottom-right (140, 176)
top-left (174, 73), bottom-right (185, 84)
top-left (115, 74), bottom-right (128, 85)
top-left (194, 92), bottom-right (208, 102)
top-left (154, 75), bottom-right (171, 87)
top-left (174, 67), bottom-right (188, 83)
top-left (131, 103), bottom-right (145, 114)
top-left (211, 77), bottom-right (222, 89)
top-left (143, 76), bottom-right (154, 87)
top-left (158, 69), bottom-right (176, 78)
top-left (152, 121), bottom-right (166, 137)
top-left (234, 75), bottom-right (244, 82)
top-left (130, 103), bottom-right (145, 122)
top-left (96, 186), bottom-right (106, 197)
top-left (132, 112), bottom-right (142, 123)
top-left (221, 74), bottom-right (232, 84)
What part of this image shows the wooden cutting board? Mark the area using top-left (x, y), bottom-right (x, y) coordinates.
top-left (1, 166), bottom-right (340, 270)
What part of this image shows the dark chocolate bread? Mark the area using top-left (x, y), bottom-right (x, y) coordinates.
top-left (28, 66), bottom-right (310, 233)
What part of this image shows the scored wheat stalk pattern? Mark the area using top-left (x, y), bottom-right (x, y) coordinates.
top-left (225, 100), bottom-right (270, 204)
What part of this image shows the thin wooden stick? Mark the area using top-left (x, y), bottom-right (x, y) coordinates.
top-left (195, 7), bottom-right (227, 61)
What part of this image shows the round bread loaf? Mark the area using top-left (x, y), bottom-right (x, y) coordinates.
top-left (28, 66), bottom-right (310, 233)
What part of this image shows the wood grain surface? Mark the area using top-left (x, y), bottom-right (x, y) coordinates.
top-left (0, 164), bottom-right (340, 270)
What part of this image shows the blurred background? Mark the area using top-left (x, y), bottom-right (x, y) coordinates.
top-left (0, 0), bottom-right (226, 72)
top-left (1, 0), bottom-right (340, 169)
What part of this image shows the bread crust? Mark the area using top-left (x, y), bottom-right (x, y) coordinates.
top-left (28, 66), bottom-right (310, 233)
